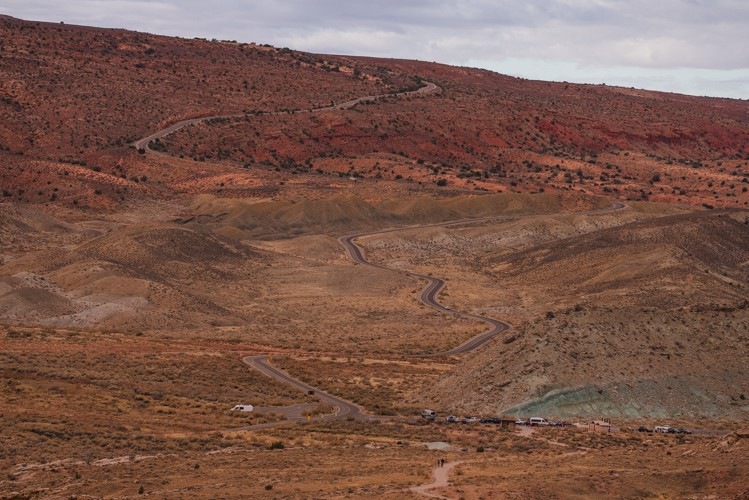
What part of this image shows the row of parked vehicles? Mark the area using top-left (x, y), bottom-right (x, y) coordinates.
top-left (514, 417), bottom-right (574, 427)
top-left (422, 411), bottom-right (695, 434)
top-left (444, 415), bottom-right (503, 424)
top-left (637, 425), bottom-right (692, 434)
top-left (422, 410), bottom-right (569, 427)
top-left (422, 410), bottom-right (494, 423)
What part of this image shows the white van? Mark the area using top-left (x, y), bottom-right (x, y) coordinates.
top-left (528, 417), bottom-right (549, 426)
top-left (231, 404), bottom-right (254, 412)
top-left (421, 409), bottom-right (436, 420)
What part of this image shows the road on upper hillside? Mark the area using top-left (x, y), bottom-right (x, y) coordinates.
top-left (133, 81), bottom-right (438, 153)
top-left (130, 68), bottom-right (627, 427)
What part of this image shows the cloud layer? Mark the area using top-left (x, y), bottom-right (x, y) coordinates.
top-left (4, 0), bottom-right (748, 98)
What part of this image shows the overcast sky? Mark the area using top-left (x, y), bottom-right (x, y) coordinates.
top-left (4, 0), bottom-right (748, 99)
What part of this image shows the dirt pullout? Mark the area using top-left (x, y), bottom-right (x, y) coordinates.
top-left (418, 210), bottom-right (749, 419)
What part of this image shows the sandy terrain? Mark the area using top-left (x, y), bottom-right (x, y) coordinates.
top-left (1, 14), bottom-right (749, 498)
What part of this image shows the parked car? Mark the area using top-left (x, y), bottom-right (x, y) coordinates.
top-left (676, 427), bottom-right (692, 434)
top-left (514, 418), bottom-right (527, 425)
top-left (528, 417), bottom-right (550, 426)
top-left (463, 416), bottom-right (478, 424)
top-left (480, 417), bottom-right (502, 424)
top-left (637, 426), bottom-right (653, 433)
top-left (421, 409), bottom-right (436, 420)
top-left (446, 415), bottom-right (457, 423)
top-left (654, 425), bottom-right (672, 433)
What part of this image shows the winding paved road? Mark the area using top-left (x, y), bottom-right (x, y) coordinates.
top-left (339, 217), bottom-right (512, 356)
top-left (133, 76), bottom-right (629, 428)
top-left (134, 81), bottom-right (438, 153)
top-left (234, 203), bottom-right (627, 429)
top-left (133, 76), bottom-right (440, 430)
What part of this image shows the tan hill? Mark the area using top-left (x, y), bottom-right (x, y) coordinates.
top-left (420, 210), bottom-right (749, 418)
top-left (0, 193), bottom-right (599, 330)
top-left (188, 192), bottom-right (603, 238)
top-left (0, 221), bottom-right (266, 329)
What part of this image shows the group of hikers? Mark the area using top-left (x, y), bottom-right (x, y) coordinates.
top-left (437, 458), bottom-right (446, 467)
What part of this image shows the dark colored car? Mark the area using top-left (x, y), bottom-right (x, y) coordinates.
top-left (637, 426), bottom-right (653, 433)
top-left (480, 417), bottom-right (502, 424)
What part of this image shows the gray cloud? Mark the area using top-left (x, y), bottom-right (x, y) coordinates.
top-left (3, 0), bottom-right (748, 97)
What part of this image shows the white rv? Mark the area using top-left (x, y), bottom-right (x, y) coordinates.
top-left (231, 404), bottom-right (254, 412)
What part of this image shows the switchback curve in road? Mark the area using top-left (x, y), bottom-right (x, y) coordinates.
top-left (339, 201), bottom-right (626, 357)
top-left (338, 216), bottom-right (513, 357)
top-left (237, 203), bottom-right (626, 428)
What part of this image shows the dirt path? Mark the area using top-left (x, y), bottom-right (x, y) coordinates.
top-left (410, 461), bottom-right (465, 499)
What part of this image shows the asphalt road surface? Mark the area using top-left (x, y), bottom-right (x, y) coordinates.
top-left (132, 80), bottom-right (632, 427)
top-left (134, 81), bottom-right (438, 153)
top-left (237, 203), bottom-right (627, 426)
top-left (230, 356), bottom-right (371, 431)
top-left (338, 217), bottom-right (514, 356)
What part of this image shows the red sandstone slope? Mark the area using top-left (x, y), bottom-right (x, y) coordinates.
top-left (1, 15), bottom-right (748, 209)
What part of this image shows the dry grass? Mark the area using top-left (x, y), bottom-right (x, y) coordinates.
top-left (0, 325), bottom-right (304, 468)
top-left (273, 355), bottom-right (452, 415)
top-left (446, 429), bottom-right (749, 499)
top-left (1, 194), bottom-right (748, 497)
top-left (4, 417), bottom-right (746, 498)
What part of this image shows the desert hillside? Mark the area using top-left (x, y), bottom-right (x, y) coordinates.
top-left (402, 210), bottom-right (749, 417)
top-left (1, 15), bottom-right (749, 210)
top-left (0, 193), bottom-right (593, 335)
top-left (1, 15), bottom-right (748, 499)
